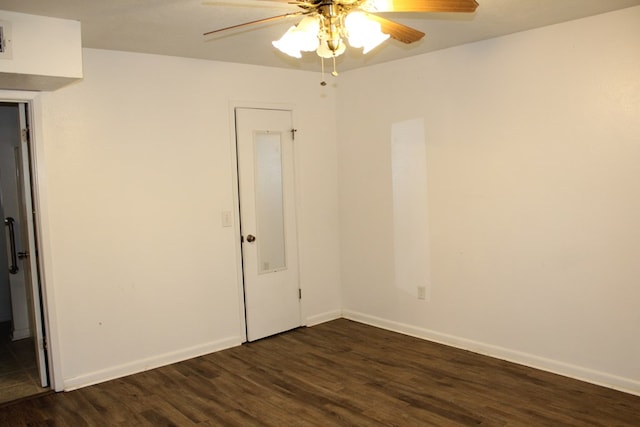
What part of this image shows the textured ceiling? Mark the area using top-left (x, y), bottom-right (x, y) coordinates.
top-left (1, 0), bottom-right (639, 71)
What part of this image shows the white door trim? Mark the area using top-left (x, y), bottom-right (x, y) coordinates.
top-left (227, 101), bottom-right (304, 342)
top-left (0, 90), bottom-right (62, 391)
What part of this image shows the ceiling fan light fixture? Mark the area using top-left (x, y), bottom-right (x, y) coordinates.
top-left (273, 10), bottom-right (390, 60)
top-left (206, 0), bottom-right (479, 81)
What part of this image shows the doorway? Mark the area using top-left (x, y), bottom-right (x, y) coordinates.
top-left (0, 102), bottom-right (49, 404)
top-left (235, 107), bottom-right (302, 342)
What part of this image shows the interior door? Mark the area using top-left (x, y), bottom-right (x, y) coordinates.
top-left (16, 103), bottom-right (48, 387)
top-left (235, 107), bottom-right (301, 341)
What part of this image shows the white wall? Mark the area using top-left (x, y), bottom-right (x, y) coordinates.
top-left (337, 6), bottom-right (640, 395)
top-left (36, 48), bottom-right (341, 390)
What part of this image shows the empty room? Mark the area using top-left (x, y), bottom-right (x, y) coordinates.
top-left (0, 0), bottom-right (639, 424)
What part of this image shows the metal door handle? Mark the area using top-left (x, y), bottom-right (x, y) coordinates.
top-left (246, 234), bottom-right (256, 243)
top-left (4, 217), bottom-right (19, 274)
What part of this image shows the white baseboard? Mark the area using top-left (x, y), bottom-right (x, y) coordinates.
top-left (63, 336), bottom-right (243, 391)
top-left (342, 310), bottom-right (640, 397)
top-left (305, 309), bottom-right (342, 327)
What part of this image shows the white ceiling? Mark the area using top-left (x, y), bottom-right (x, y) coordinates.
top-left (2, 0), bottom-right (639, 72)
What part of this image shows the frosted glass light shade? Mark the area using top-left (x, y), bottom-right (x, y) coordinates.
top-left (272, 26), bottom-right (303, 58)
top-left (345, 12), bottom-right (389, 54)
top-left (272, 17), bottom-right (320, 58)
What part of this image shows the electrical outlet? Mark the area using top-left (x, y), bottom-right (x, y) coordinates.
top-left (417, 286), bottom-right (426, 300)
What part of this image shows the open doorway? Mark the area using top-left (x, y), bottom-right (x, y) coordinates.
top-left (0, 101), bottom-right (49, 404)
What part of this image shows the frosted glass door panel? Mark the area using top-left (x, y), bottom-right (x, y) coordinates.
top-left (254, 131), bottom-right (286, 273)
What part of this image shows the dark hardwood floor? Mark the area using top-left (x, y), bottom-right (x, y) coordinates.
top-left (1, 318), bottom-right (638, 426)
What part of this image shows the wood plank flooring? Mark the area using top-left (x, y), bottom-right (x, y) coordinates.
top-left (1, 319), bottom-right (639, 426)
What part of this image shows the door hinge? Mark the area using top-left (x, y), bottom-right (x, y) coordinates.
top-left (21, 128), bottom-right (29, 142)
top-left (41, 336), bottom-right (48, 351)
top-left (298, 288), bottom-right (302, 300)
top-left (291, 128), bottom-right (298, 141)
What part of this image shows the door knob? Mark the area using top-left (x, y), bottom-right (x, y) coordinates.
top-left (246, 234), bottom-right (256, 243)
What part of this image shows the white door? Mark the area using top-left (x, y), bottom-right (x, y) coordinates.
top-left (16, 104), bottom-right (48, 386)
top-left (235, 108), bottom-right (301, 341)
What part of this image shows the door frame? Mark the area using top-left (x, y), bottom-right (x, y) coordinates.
top-left (228, 101), bottom-right (304, 342)
top-left (0, 90), bottom-right (62, 391)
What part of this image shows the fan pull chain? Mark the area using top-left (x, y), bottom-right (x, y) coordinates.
top-left (321, 57), bottom-right (327, 86)
top-left (320, 56), bottom-right (339, 86)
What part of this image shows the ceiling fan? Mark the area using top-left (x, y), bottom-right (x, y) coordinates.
top-left (204, 0), bottom-right (479, 83)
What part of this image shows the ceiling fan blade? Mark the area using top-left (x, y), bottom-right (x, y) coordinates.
top-left (367, 15), bottom-right (425, 44)
top-left (364, 0), bottom-right (479, 13)
top-left (204, 11), bottom-right (305, 36)
top-left (202, 1), bottom-right (292, 8)
top-left (207, 0), bottom-right (310, 4)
